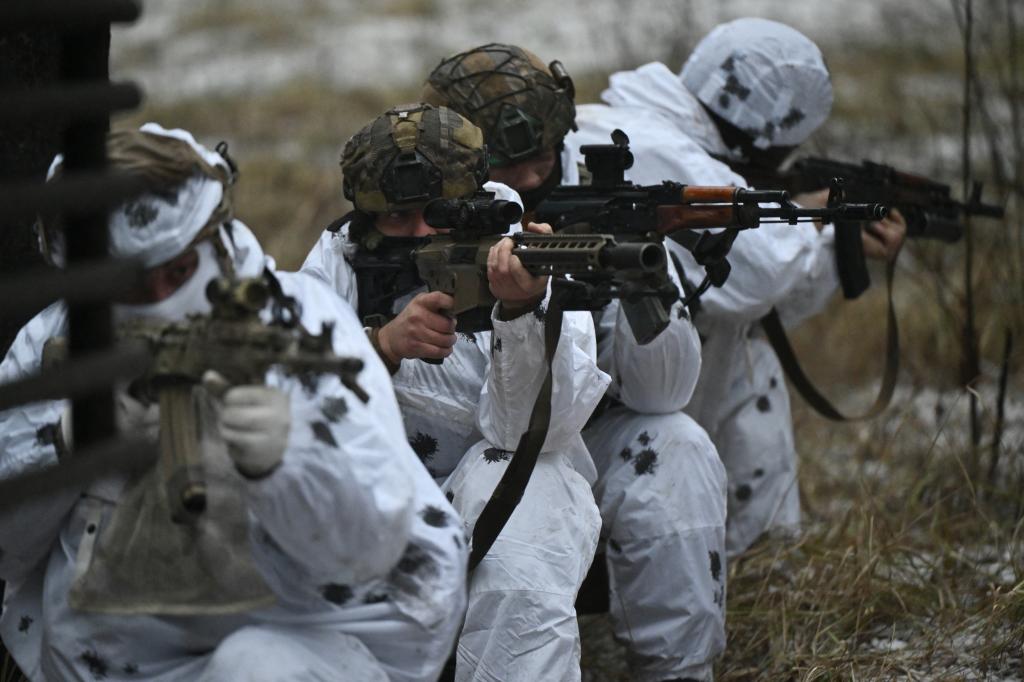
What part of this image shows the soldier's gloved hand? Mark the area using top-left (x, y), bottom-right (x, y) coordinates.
top-left (489, 221), bottom-right (551, 319)
top-left (115, 390), bottom-right (160, 440)
top-left (377, 291), bottom-right (458, 362)
top-left (202, 371), bottom-right (290, 478)
top-left (863, 207), bottom-right (907, 262)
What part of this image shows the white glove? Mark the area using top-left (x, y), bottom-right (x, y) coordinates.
top-left (203, 371), bottom-right (291, 478)
top-left (115, 390), bottom-right (160, 440)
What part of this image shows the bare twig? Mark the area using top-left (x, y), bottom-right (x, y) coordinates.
top-left (954, 0), bottom-right (983, 459)
top-left (988, 329), bottom-right (1013, 486)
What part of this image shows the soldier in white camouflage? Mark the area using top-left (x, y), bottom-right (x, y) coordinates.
top-left (0, 123), bottom-right (467, 682)
top-left (302, 103), bottom-right (610, 682)
top-left (425, 45), bottom-right (728, 682)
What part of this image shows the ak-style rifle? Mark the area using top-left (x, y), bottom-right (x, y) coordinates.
top-left (722, 155), bottom-right (1005, 297)
top-left (534, 130), bottom-right (888, 299)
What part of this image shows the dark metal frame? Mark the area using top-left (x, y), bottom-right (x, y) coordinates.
top-left (0, 0), bottom-right (147, 501)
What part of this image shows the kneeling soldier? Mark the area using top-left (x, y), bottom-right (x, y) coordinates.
top-left (302, 104), bottom-right (611, 681)
top-left (424, 45), bottom-right (728, 682)
top-left (0, 124), bottom-right (467, 682)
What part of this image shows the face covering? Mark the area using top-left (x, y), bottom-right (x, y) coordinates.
top-left (517, 157), bottom-right (564, 212)
top-left (114, 239), bottom-right (223, 323)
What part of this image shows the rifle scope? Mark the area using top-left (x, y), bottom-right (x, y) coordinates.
top-left (423, 195), bottom-right (524, 233)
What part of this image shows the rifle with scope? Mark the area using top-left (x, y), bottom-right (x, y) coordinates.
top-left (720, 155), bottom-right (1006, 297)
top-left (352, 190), bottom-right (677, 345)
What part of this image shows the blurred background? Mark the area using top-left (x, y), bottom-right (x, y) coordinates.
top-left (87, 0), bottom-right (1024, 678)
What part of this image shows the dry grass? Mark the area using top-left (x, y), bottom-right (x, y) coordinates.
top-left (175, 1), bottom-right (330, 45)
top-left (0, 656), bottom-right (24, 682)
top-left (116, 80), bottom-right (422, 270)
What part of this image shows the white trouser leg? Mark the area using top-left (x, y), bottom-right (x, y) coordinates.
top-left (312, 599), bottom-right (467, 682)
top-left (717, 341), bottom-right (800, 558)
top-left (198, 623), bottom-right (388, 682)
top-left (584, 407), bottom-right (727, 682)
top-left (443, 441), bottom-right (601, 682)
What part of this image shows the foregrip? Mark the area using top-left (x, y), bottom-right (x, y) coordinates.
top-left (834, 222), bottom-right (871, 299)
top-left (158, 382), bottom-right (206, 523)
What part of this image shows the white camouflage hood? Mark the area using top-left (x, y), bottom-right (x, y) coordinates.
top-left (679, 17), bottom-right (832, 150)
top-left (45, 123), bottom-right (234, 269)
top-left (600, 61), bottom-right (731, 158)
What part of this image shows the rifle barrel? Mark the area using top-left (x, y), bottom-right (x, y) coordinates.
top-left (966, 201), bottom-right (1005, 219)
top-left (758, 203), bottom-right (888, 222)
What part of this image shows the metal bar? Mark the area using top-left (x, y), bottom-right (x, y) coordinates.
top-left (0, 82), bottom-right (142, 123)
top-left (0, 0), bottom-right (140, 31)
top-left (60, 14), bottom-right (119, 450)
top-left (0, 170), bottom-right (147, 221)
top-left (0, 258), bottom-right (144, 319)
top-left (0, 343), bottom-right (151, 413)
top-left (0, 435), bottom-right (156, 512)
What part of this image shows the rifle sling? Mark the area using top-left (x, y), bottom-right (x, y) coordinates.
top-left (759, 260), bottom-right (899, 421)
top-left (467, 292), bottom-right (564, 571)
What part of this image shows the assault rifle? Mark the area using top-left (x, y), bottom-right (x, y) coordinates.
top-left (352, 190), bottom-right (677, 346)
top-left (421, 192), bottom-right (676, 344)
top-left (721, 155), bottom-right (1005, 297)
top-left (534, 130), bottom-right (888, 297)
top-left (120, 276), bottom-right (367, 523)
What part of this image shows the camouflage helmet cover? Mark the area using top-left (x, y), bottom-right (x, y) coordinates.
top-left (422, 43), bottom-right (577, 166)
top-left (341, 103), bottom-right (488, 213)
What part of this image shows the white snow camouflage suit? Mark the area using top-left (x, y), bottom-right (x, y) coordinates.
top-left (301, 181), bottom-right (611, 682)
top-left (0, 124), bottom-right (467, 682)
top-left (557, 146), bottom-right (728, 681)
top-left (568, 17), bottom-right (840, 559)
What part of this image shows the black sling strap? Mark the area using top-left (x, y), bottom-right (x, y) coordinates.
top-left (468, 290), bottom-right (565, 571)
top-left (760, 260), bottom-right (900, 421)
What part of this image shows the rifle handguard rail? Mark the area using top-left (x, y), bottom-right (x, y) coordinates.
top-left (511, 233), bottom-right (665, 275)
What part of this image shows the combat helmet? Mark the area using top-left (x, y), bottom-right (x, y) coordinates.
top-left (341, 103), bottom-right (488, 213)
top-left (422, 43), bottom-right (576, 166)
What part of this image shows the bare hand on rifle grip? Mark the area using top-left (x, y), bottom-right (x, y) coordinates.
top-left (378, 291), bottom-right (458, 363)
